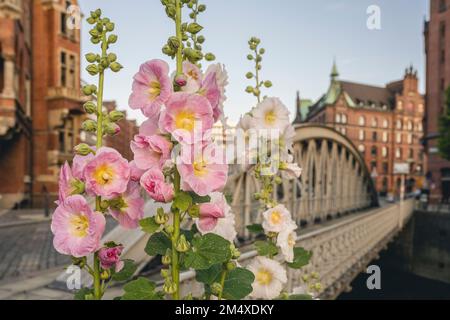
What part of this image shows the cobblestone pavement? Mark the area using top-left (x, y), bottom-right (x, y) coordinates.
top-left (0, 210), bottom-right (116, 282)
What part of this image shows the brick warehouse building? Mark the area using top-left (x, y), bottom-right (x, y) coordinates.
top-left (0, 1), bottom-right (138, 208)
top-left (424, 0), bottom-right (450, 203)
top-left (300, 62), bottom-right (426, 197)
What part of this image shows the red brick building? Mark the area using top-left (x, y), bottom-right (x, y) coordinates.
top-left (424, 0), bottom-right (450, 203)
top-left (301, 62), bottom-right (426, 196)
top-left (0, 0), bottom-right (85, 208)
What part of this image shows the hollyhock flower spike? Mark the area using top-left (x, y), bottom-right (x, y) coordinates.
top-left (84, 147), bottom-right (131, 199)
top-left (51, 195), bottom-right (106, 258)
top-left (129, 59), bottom-right (173, 117)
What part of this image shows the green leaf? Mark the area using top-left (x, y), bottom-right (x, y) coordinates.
top-left (289, 294), bottom-right (313, 300)
top-left (246, 224), bottom-right (264, 234)
top-left (144, 232), bottom-right (171, 256)
top-left (184, 234), bottom-right (231, 270)
top-left (195, 264), bottom-right (222, 285)
top-left (173, 191), bottom-right (192, 212)
top-left (112, 259), bottom-right (137, 282)
top-left (74, 287), bottom-right (94, 300)
top-left (189, 192), bottom-right (211, 204)
top-left (139, 217), bottom-right (160, 234)
top-left (121, 277), bottom-right (161, 300)
top-left (222, 268), bottom-right (255, 300)
top-left (254, 240), bottom-right (278, 257)
top-left (287, 247), bottom-right (313, 269)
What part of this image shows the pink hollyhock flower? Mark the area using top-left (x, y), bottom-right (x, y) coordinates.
top-left (198, 71), bottom-right (221, 122)
top-left (84, 147), bottom-right (130, 199)
top-left (109, 182), bottom-right (144, 229)
top-left (159, 92), bottom-right (214, 144)
top-left (180, 61), bottom-right (202, 93)
top-left (196, 193), bottom-right (237, 242)
top-left (203, 63), bottom-right (228, 122)
top-left (98, 245), bottom-right (124, 272)
top-left (128, 59), bottom-right (172, 118)
top-left (130, 134), bottom-right (173, 170)
top-left (72, 151), bottom-right (95, 180)
top-left (129, 161), bottom-right (146, 182)
top-left (177, 142), bottom-right (228, 196)
top-left (140, 169), bottom-right (174, 203)
top-left (58, 162), bottom-right (83, 205)
top-left (51, 195), bottom-right (106, 258)
top-left (139, 113), bottom-right (160, 136)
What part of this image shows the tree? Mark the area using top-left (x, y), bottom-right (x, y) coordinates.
top-left (438, 87), bottom-right (450, 161)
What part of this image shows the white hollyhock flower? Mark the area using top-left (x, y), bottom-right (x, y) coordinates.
top-left (248, 257), bottom-right (287, 300)
top-left (195, 192), bottom-right (237, 242)
top-left (250, 97), bottom-right (290, 131)
top-left (262, 204), bottom-right (294, 233)
top-left (279, 124), bottom-right (296, 161)
top-left (236, 113), bottom-right (253, 131)
top-left (277, 225), bottom-right (297, 263)
top-left (281, 163), bottom-right (302, 180)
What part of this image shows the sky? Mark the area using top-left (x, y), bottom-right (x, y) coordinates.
top-left (78, 0), bottom-right (429, 125)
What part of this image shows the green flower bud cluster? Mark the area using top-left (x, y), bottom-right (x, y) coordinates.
top-left (245, 36), bottom-right (272, 103)
top-left (302, 271), bottom-right (322, 296)
top-left (74, 143), bottom-right (94, 156)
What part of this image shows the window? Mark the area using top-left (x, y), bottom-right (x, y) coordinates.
top-left (358, 145), bottom-right (365, 153)
top-left (382, 147), bottom-right (388, 158)
top-left (382, 131), bottom-right (388, 143)
top-left (60, 52), bottom-right (67, 87)
top-left (382, 119), bottom-right (388, 128)
top-left (409, 149), bottom-right (414, 159)
top-left (0, 56), bottom-right (4, 93)
top-left (396, 133), bottom-right (402, 144)
top-left (335, 114), bottom-right (341, 123)
top-left (439, 0), bottom-right (447, 13)
top-left (407, 134), bottom-right (413, 144)
top-left (397, 101), bottom-right (403, 110)
top-left (396, 148), bottom-right (402, 159)
top-left (418, 104), bottom-right (424, 113)
top-left (372, 131), bottom-right (377, 142)
top-left (359, 116), bottom-right (365, 126)
top-left (342, 114), bottom-right (347, 124)
top-left (359, 130), bottom-right (365, 141)
top-left (407, 120), bottom-right (413, 131)
top-left (371, 146), bottom-right (377, 157)
top-left (396, 119), bottom-right (402, 130)
top-left (372, 118), bottom-right (378, 128)
top-left (418, 122), bottom-right (423, 132)
top-left (340, 127), bottom-right (347, 135)
top-left (371, 161), bottom-right (377, 171)
top-left (382, 163), bottom-right (389, 174)
top-left (69, 55), bottom-right (76, 88)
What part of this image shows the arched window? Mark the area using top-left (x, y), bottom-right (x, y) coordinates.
top-left (382, 119), bottom-right (389, 128)
top-left (358, 144), bottom-right (366, 153)
top-left (382, 147), bottom-right (388, 158)
top-left (359, 116), bottom-right (365, 126)
top-left (372, 118), bottom-right (378, 128)
top-left (396, 148), bottom-right (402, 159)
top-left (396, 119), bottom-right (402, 130)
top-left (407, 120), bottom-right (413, 131)
top-left (335, 114), bottom-right (341, 123)
top-left (382, 131), bottom-right (388, 142)
top-left (407, 134), bottom-right (413, 144)
top-left (371, 146), bottom-right (377, 157)
top-left (342, 114), bottom-right (347, 124)
top-left (396, 133), bottom-right (402, 144)
top-left (359, 130), bottom-right (365, 141)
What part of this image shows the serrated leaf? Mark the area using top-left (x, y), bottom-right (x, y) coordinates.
top-left (139, 217), bottom-right (160, 234)
top-left (246, 224), bottom-right (264, 234)
top-left (195, 264), bottom-right (222, 285)
top-left (184, 234), bottom-right (231, 270)
top-left (145, 232), bottom-right (171, 256)
top-left (112, 259), bottom-right (137, 282)
top-left (254, 240), bottom-right (278, 257)
top-left (289, 294), bottom-right (313, 300)
top-left (74, 287), bottom-right (94, 300)
top-left (287, 247), bottom-right (312, 269)
top-left (173, 191), bottom-right (192, 212)
top-left (189, 192), bottom-right (211, 204)
top-left (121, 277), bottom-right (161, 300)
top-left (222, 268), bottom-right (255, 300)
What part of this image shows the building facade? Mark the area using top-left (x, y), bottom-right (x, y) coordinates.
top-left (424, 0), bottom-right (450, 203)
top-left (0, 0), bottom-right (85, 208)
top-left (301, 63), bottom-right (426, 196)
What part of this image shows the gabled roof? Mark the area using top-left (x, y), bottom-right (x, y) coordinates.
top-left (340, 81), bottom-right (395, 109)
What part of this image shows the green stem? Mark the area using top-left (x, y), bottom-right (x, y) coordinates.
top-left (175, 0), bottom-right (183, 75)
top-left (171, 169), bottom-right (181, 300)
top-left (254, 46), bottom-right (261, 103)
top-left (92, 31), bottom-right (108, 301)
top-left (218, 268), bottom-right (227, 300)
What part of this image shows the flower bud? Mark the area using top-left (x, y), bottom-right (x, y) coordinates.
top-left (165, 5), bottom-right (176, 18)
top-left (230, 244), bottom-right (241, 259)
top-left (107, 53), bottom-right (117, 63)
top-left (187, 205), bottom-right (200, 218)
top-left (160, 268), bottom-right (169, 278)
top-left (198, 4), bottom-right (206, 12)
top-left (96, 22), bottom-right (104, 32)
top-left (91, 37), bottom-right (100, 44)
top-left (187, 22), bottom-right (203, 34)
top-left (105, 22), bottom-right (115, 32)
top-left (104, 122), bottom-right (121, 136)
top-left (108, 110), bottom-right (125, 122)
top-left (174, 74), bottom-right (187, 87)
top-left (302, 274), bottom-right (310, 282)
top-left (162, 45), bottom-right (175, 56)
top-left (314, 283), bottom-right (322, 291)
top-left (110, 62), bottom-right (123, 72)
top-left (101, 58), bottom-right (110, 68)
top-left (197, 35), bottom-right (205, 44)
top-left (259, 48), bottom-right (266, 55)
top-left (168, 36), bottom-right (180, 49)
top-left (86, 64), bottom-right (99, 76)
top-left (82, 120), bottom-right (97, 132)
top-left (311, 272), bottom-right (320, 279)
top-left (87, 17), bottom-right (96, 25)
top-left (162, 255), bottom-right (171, 266)
top-left (89, 29), bottom-right (99, 38)
top-left (274, 176), bottom-right (282, 184)
top-left (100, 270), bottom-right (110, 280)
top-left (247, 54), bottom-right (254, 60)
top-left (246, 72), bottom-right (254, 79)
top-left (94, 8), bottom-right (102, 18)
top-left (264, 80), bottom-right (273, 88)
top-left (83, 101), bottom-right (97, 114)
top-left (74, 143), bottom-right (93, 156)
top-left (245, 86), bottom-right (254, 93)
top-left (85, 53), bottom-right (98, 63)
top-left (155, 209), bottom-right (168, 225)
top-left (165, 225), bottom-right (174, 234)
top-left (205, 53), bottom-right (215, 61)
top-left (211, 282), bottom-right (222, 295)
top-left (108, 34), bottom-right (118, 44)
top-left (175, 235), bottom-right (190, 253)
top-left (72, 256), bottom-right (87, 268)
top-left (71, 180), bottom-right (85, 195)
top-left (163, 280), bottom-right (177, 294)
top-left (226, 261), bottom-right (236, 271)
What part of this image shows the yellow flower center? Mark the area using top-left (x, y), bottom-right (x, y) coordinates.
top-left (187, 69), bottom-right (199, 81)
top-left (270, 211), bottom-right (282, 225)
top-left (193, 159), bottom-right (208, 177)
top-left (148, 81), bottom-right (161, 101)
top-left (70, 214), bottom-right (89, 238)
top-left (288, 233), bottom-right (296, 247)
top-left (93, 164), bottom-right (115, 185)
top-left (264, 111), bottom-right (277, 125)
top-left (174, 110), bottom-right (196, 131)
top-left (256, 268), bottom-right (273, 285)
